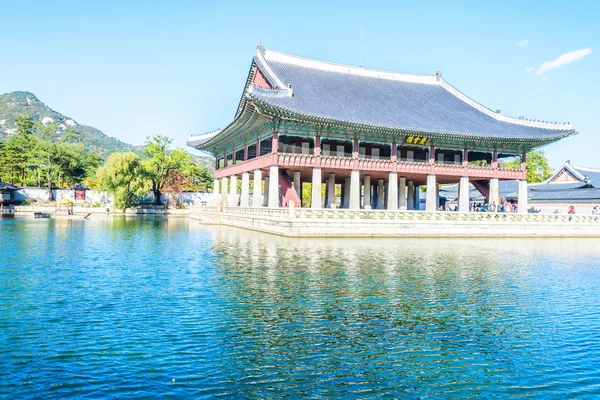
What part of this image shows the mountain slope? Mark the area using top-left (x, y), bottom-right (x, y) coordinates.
top-left (0, 91), bottom-right (138, 158)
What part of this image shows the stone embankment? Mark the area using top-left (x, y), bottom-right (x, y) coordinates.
top-left (191, 206), bottom-right (600, 237)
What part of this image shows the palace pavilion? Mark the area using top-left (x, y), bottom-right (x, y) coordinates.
top-left (188, 44), bottom-right (576, 212)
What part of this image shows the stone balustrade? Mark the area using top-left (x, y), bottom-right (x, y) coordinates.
top-left (195, 206), bottom-right (600, 225)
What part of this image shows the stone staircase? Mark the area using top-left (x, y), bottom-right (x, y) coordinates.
top-left (471, 180), bottom-right (490, 202)
top-left (278, 169), bottom-right (302, 207)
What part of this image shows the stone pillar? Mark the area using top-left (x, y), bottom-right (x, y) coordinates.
top-left (407, 181), bottom-right (415, 210)
top-left (387, 171), bottom-right (398, 210)
top-left (263, 176), bottom-right (270, 206)
top-left (518, 179), bottom-right (528, 214)
top-left (399, 177), bottom-right (406, 210)
top-left (253, 169), bottom-right (262, 207)
top-left (349, 170), bottom-right (361, 210)
top-left (268, 165), bottom-right (279, 208)
top-left (489, 177), bottom-right (499, 209)
top-left (213, 178), bottom-right (220, 205)
top-left (414, 185), bottom-right (420, 210)
top-left (229, 175), bottom-right (238, 206)
top-left (458, 176), bottom-right (470, 212)
top-left (221, 176), bottom-right (228, 207)
top-left (376, 179), bottom-right (385, 209)
top-left (311, 167), bottom-right (322, 209)
top-left (240, 172), bottom-right (250, 207)
top-left (363, 175), bottom-right (371, 209)
top-left (327, 173), bottom-right (335, 208)
top-left (293, 171), bottom-right (301, 200)
top-left (426, 174), bottom-right (437, 211)
top-left (343, 178), bottom-right (351, 208)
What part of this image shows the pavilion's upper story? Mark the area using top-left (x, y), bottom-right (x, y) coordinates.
top-left (188, 43), bottom-right (576, 157)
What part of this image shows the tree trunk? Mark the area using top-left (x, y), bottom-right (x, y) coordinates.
top-left (153, 189), bottom-right (162, 205)
top-left (47, 171), bottom-right (54, 201)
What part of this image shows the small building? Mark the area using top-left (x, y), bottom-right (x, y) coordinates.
top-left (0, 181), bottom-right (18, 205)
top-left (189, 44), bottom-right (576, 213)
top-left (439, 161), bottom-right (600, 213)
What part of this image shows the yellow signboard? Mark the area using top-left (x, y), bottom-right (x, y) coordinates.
top-left (405, 135), bottom-right (429, 145)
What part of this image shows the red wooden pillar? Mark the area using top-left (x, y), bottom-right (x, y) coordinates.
top-left (224, 151), bottom-right (228, 167)
top-left (353, 138), bottom-right (359, 159)
top-left (256, 138), bottom-right (261, 158)
top-left (391, 141), bottom-right (397, 162)
top-left (429, 145), bottom-right (436, 165)
top-left (492, 150), bottom-right (498, 169)
top-left (243, 143), bottom-right (248, 161)
top-left (232, 147), bottom-right (236, 165)
top-left (521, 152), bottom-right (527, 171)
top-left (463, 148), bottom-right (469, 167)
top-left (272, 131), bottom-right (279, 153)
top-left (314, 134), bottom-right (321, 156)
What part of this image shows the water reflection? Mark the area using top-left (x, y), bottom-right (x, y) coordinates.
top-left (1, 218), bottom-right (599, 398)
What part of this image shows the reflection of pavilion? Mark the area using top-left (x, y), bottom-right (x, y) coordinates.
top-left (189, 44), bottom-right (575, 212)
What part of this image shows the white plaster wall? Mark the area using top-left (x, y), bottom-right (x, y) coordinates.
top-left (14, 187), bottom-right (209, 205)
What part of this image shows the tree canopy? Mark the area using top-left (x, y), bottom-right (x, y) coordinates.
top-left (504, 150), bottom-right (553, 183)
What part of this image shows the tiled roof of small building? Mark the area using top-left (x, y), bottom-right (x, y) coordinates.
top-left (248, 46), bottom-right (576, 143)
top-left (0, 181), bottom-right (18, 190)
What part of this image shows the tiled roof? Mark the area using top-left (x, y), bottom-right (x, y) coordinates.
top-left (0, 182), bottom-right (18, 190)
top-left (249, 46), bottom-right (576, 142)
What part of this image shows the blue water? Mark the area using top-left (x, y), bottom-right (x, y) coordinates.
top-left (1, 216), bottom-right (600, 398)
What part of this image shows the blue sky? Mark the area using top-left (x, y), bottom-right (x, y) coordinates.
top-left (1, 0), bottom-right (598, 168)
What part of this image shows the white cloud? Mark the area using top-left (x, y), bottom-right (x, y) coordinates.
top-left (516, 39), bottom-right (529, 47)
top-left (525, 66), bottom-right (534, 72)
top-left (535, 47), bottom-right (592, 75)
top-left (542, 74), bottom-right (549, 82)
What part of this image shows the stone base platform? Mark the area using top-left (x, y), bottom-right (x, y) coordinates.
top-left (191, 206), bottom-right (600, 238)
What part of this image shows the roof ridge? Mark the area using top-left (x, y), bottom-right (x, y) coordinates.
top-left (570, 164), bottom-right (600, 172)
top-left (261, 47), bottom-right (438, 85)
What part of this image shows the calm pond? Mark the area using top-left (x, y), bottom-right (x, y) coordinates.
top-left (1, 216), bottom-right (600, 398)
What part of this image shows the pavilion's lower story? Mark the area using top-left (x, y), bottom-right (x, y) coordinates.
top-left (210, 134), bottom-right (529, 213)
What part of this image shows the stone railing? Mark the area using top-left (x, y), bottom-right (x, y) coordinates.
top-left (211, 206), bottom-right (600, 224)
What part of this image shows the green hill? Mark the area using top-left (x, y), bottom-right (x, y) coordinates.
top-left (0, 91), bottom-right (139, 158)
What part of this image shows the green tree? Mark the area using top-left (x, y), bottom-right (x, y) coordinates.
top-left (505, 150), bottom-right (553, 183)
top-left (96, 152), bottom-right (150, 211)
top-left (142, 135), bottom-right (190, 205)
top-left (0, 116), bottom-right (37, 185)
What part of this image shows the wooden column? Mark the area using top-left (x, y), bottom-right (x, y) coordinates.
top-left (492, 150), bottom-right (498, 169)
top-left (521, 152), bottom-right (527, 171)
top-left (272, 131), bottom-right (279, 153)
top-left (314, 134), bottom-right (321, 156)
top-left (462, 148), bottom-right (469, 167)
top-left (256, 138), bottom-right (261, 158)
top-left (429, 145), bottom-right (436, 165)
top-left (353, 138), bottom-right (359, 159)
top-left (391, 142), bottom-right (398, 162)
